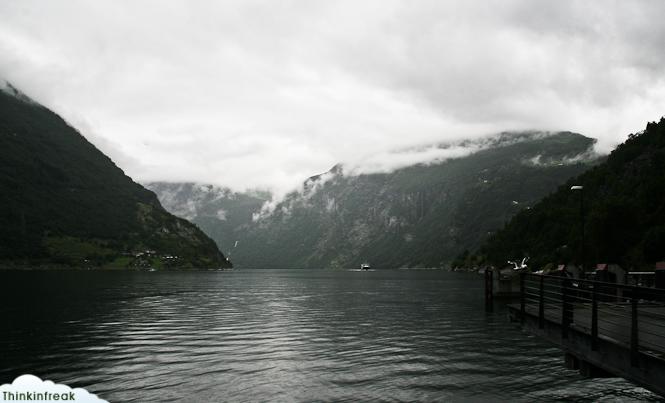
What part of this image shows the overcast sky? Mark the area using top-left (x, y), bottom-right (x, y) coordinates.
top-left (1, 0), bottom-right (664, 195)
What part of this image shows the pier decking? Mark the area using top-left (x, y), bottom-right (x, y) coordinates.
top-left (507, 273), bottom-right (665, 396)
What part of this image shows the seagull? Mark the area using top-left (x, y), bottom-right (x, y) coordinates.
top-left (508, 257), bottom-right (529, 270)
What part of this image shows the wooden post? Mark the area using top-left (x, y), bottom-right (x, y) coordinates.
top-left (539, 275), bottom-right (545, 329)
top-left (591, 283), bottom-right (598, 351)
top-left (631, 295), bottom-right (639, 367)
top-left (520, 272), bottom-right (525, 323)
top-left (562, 277), bottom-right (571, 339)
top-left (485, 269), bottom-right (493, 312)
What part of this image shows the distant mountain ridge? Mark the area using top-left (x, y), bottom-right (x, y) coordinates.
top-left (0, 82), bottom-right (230, 269)
top-left (148, 131), bottom-right (599, 269)
top-left (143, 182), bottom-right (269, 260)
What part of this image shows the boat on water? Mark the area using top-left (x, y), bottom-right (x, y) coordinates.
top-left (360, 263), bottom-right (371, 271)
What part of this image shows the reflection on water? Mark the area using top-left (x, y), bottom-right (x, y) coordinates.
top-left (0, 270), bottom-right (658, 402)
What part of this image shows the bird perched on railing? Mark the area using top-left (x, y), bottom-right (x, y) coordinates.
top-left (508, 257), bottom-right (529, 271)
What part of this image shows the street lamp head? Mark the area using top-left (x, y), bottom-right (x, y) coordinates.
top-left (570, 185), bottom-right (583, 191)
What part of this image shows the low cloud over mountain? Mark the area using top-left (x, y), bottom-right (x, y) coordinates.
top-left (2, 1), bottom-right (664, 195)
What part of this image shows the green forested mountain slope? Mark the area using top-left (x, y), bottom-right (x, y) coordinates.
top-left (477, 118), bottom-right (665, 270)
top-left (0, 83), bottom-right (230, 269)
top-left (151, 132), bottom-right (598, 269)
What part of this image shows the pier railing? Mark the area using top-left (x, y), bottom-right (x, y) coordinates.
top-left (519, 273), bottom-right (665, 366)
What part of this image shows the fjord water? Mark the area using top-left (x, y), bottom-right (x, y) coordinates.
top-left (1, 270), bottom-right (657, 402)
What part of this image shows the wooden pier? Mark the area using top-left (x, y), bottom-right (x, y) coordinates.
top-left (507, 273), bottom-right (665, 396)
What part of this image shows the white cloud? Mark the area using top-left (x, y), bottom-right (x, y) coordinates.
top-left (1, 0), bottom-right (664, 195)
top-left (349, 144), bottom-right (485, 175)
top-left (0, 374), bottom-right (108, 403)
top-left (216, 208), bottom-right (228, 220)
top-left (524, 147), bottom-right (600, 167)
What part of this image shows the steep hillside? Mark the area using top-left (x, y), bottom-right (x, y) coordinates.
top-left (478, 118), bottom-right (665, 270)
top-left (143, 182), bottom-right (269, 260)
top-left (151, 132), bottom-right (598, 269)
top-left (0, 83), bottom-right (230, 269)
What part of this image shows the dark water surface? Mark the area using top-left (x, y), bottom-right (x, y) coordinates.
top-left (0, 269), bottom-right (659, 402)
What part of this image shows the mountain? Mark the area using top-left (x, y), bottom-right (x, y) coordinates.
top-left (149, 131), bottom-right (599, 269)
top-left (142, 182), bottom-right (269, 260)
top-left (0, 82), bottom-right (231, 269)
top-left (476, 118), bottom-right (665, 270)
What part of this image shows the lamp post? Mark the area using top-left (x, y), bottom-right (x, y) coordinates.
top-left (571, 185), bottom-right (584, 271)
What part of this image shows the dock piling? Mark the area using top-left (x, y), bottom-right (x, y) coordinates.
top-left (485, 268), bottom-right (493, 312)
top-left (631, 295), bottom-right (639, 367)
top-left (520, 272), bottom-right (525, 323)
top-left (538, 275), bottom-right (544, 329)
top-left (591, 284), bottom-right (598, 351)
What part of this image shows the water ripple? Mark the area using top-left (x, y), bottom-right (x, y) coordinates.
top-left (1, 269), bottom-right (660, 402)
